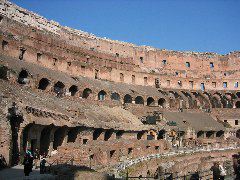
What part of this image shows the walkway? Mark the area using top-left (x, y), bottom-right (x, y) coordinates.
top-left (0, 165), bottom-right (55, 180)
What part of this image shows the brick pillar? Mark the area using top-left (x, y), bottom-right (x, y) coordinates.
top-left (48, 126), bottom-right (58, 155)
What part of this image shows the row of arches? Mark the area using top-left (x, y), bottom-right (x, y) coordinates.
top-left (16, 69), bottom-right (240, 109)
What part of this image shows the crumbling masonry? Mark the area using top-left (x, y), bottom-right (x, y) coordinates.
top-left (0, 0), bottom-right (240, 178)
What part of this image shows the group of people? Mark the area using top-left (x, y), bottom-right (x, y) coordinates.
top-left (211, 162), bottom-right (227, 180)
top-left (23, 148), bottom-right (48, 176)
top-left (211, 158), bottom-right (240, 180)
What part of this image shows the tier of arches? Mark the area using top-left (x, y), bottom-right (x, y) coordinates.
top-left (15, 69), bottom-right (240, 109)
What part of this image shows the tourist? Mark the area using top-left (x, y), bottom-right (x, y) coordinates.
top-left (219, 163), bottom-right (226, 180)
top-left (23, 153), bottom-right (33, 176)
top-left (211, 162), bottom-right (221, 180)
top-left (235, 159), bottom-right (240, 180)
top-left (40, 153), bottom-right (48, 174)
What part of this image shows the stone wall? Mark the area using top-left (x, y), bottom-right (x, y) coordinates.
top-left (0, 0), bottom-right (240, 91)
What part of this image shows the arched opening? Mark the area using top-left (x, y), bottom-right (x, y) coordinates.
top-left (137, 131), bottom-right (145, 140)
top-left (18, 70), bottom-right (29, 84)
top-left (216, 130), bottom-right (224, 138)
top-left (53, 127), bottom-right (66, 150)
top-left (236, 92), bottom-right (240, 98)
top-left (211, 96), bottom-right (222, 108)
top-left (220, 94), bottom-right (233, 108)
top-left (40, 126), bottom-right (52, 155)
top-left (54, 81), bottom-right (65, 97)
top-left (82, 88), bottom-right (92, 99)
top-left (157, 130), bottom-right (166, 140)
top-left (98, 90), bottom-right (107, 101)
top-left (124, 94), bottom-right (132, 104)
top-left (236, 101), bottom-right (240, 108)
top-left (135, 96), bottom-right (144, 105)
top-left (236, 129), bottom-right (240, 138)
top-left (67, 128), bottom-right (79, 143)
top-left (197, 131), bottom-right (204, 138)
top-left (206, 131), bottom-right (214, 138)
top-left (158, 98), bottom-right (166, 108)
top-left (111, 92), bottom-right (120, 101)
top-left (147, 97), bottom-right (155, 106)
top-left (93, 128), bottom-right (103, 140)
top-left (38, 78), bottom-right (50, 90)
top-left (69, 85), bottom-right (78, 96)
top-left (116, 130), bottom-right (124, 139)
top-left (182, 91), bottom-right (195, 109)
top-left (104, 129), bottom-right (114, 141)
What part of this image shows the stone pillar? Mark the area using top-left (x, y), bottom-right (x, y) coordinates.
top-left (203, 132), bottom-right (206, 138)
top-left (48, 126), bottom-right (58, 155)
top-left (62, 128), bottom-right (69, 145)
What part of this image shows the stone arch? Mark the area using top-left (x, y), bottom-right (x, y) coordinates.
top-left (158, 98), bottom-right (166, 108)
top-left (53, 127), bottom-right (67, 150)
top-left (197, 131), bottom-right (204, 138)
top-left (181, 91), bottom-right (196, 109)
top-left (137, 131), bottom-right (145, 140)
top-left (168, 91), bottom-right (182, 109)
top-left (147, 97), bottom-right (155, 106)
top-left (221, 95), bottom-right (233, 108)
top-left (211, 96), bottom-right (222, 108)
top-left (104, 129), bottom-right (114, 141)
top-left (38, 78), bottom-right (50, 90)
top-left (19, 123), bottom-right (33, 165)
top-left (82, 88), bottom-right (92, 99)
top-left (116, 130), bottom-right (124, 139)
top-left (236, 92), bottom-right (240, 98)
top-left (236, 129), bottom-right (240, 138)
top-left (40, 125), bottom-right (52, 155)
top-left (135, 96), bottom-right (144, 105)
top-left (157, 130), bottom-right (166, 139)
top-left (18, 69), bottom-right (29, 84)
top-left (98, 90), bottom-right (107, 100)
top-left (67, 127), bottom-right (79, 143)
top-left (69, 85), bottom-right (78, 96)
top-left (206, 131), bottom-right (214, 138)
top-left (193, 92), bottom-right (211, 109)
top-left (111, 92), bottom-right (120, 101)
top-left (216, 130), bottom-right (224, 138)
top-left (236, 101), bottom-right (240, 108)
top-left (53, 81), bottom-right (65, 96)
top-left (93, 128), bottom-right (103, 140)
top-left (124, 94), bottom-right (132, 104)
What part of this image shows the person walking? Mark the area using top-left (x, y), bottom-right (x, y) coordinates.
top-left (23, 153), bottom-right (33, 176)
top-left (211, 162), bottom-right (221, 180)
top-left (236, 159), bottom-right (240, 180)
top-left (219, 163), bottom-right (226, 180)
top-left (40, 153), bottom-right (47, 174)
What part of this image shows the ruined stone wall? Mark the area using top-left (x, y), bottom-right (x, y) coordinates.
top-left (124, 149), bottom-right (237, 178)
top-left (0, 98), bottom-right (11, 165)
top-left (0, 116), bottom-right (10, 165)
top-left (0, 0), bottom-right (240, 91)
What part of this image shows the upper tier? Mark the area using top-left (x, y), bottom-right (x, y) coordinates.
top-left (1, 0), bottom-right (240, 91)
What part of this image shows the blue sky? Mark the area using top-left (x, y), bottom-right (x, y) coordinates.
top-left (11, 0), bottom-right (240, 54)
